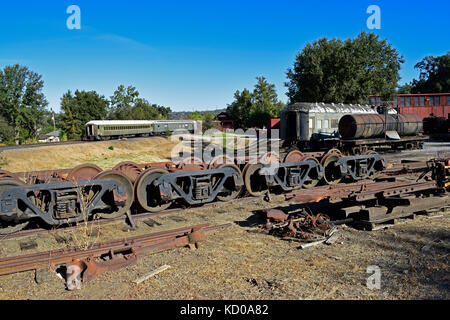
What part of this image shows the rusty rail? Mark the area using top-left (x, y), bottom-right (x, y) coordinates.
top-left (0, 223), bottom-right (231, 278)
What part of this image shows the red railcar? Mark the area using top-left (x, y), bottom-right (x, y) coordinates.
top-left (369, 93), bottom-right (450, 120)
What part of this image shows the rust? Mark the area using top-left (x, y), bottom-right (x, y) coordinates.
top-left (0, 223), bottom-right (231, 279)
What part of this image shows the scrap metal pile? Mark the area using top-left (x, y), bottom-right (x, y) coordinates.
top-left (261, 209), bottom-right (336, 242)
top-left (0, 148), bottom-right (387, 235)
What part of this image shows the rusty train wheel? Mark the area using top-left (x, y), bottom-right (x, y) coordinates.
top-left (301, 157), bottom-right (321, 189)
top-left (0, 170), bottom-right (20, 181)
top-left (67, 164), bottom-right (103, 182)
top-left (259, 152), bottom-right (281, 165)
top-left (176, 157), bottom-right (205, 171)
top-left (0, 179), bottom-right (29, 235)
top-left (283, 150), bottom-right (305, 163)
top-left (135, 168), bottom-right (172, 212)
top-left (216, 164), bottom-right (243, 202)
top-left (112, 161), bottom-right (142, 185)
top-left (321, 150), bottom-right (343, 185)
top-left (93, 171), bottom-right (134, 219)
top-left (208, 155), bottom-right (234, 169)
top-left (242, 163), bottom-right (268, 197)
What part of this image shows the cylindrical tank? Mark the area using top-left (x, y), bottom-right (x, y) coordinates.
top-left (339, 114), bottom-right (422, 139)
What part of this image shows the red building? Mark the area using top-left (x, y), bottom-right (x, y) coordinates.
top-left (214, 112), bottom-right (234, 131)
top-left (369, 93), bottom-right (450, 119)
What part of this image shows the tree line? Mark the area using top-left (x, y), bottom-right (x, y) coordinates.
top-left (1, 32), bottom-right (448, 143)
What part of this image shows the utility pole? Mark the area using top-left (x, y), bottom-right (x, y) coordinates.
top-left (52, 110), bottom-right (56, 131)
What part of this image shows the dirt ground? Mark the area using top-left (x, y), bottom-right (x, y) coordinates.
top-left (0, 142), bottom-right (448, 300)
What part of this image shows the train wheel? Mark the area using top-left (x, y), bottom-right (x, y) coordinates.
top-left (0, 170), bottom-right (20, 180)
top-left (283, 150), bottom-right (305, 163)
top-left (242, 163), bottom-right (268, 197)
top-left (94, 171), bottom-right (134, 219)
top-left (216, 164), bottom-right (243, 202)
top-left (208, 155), bottom-right (234, 169)
top-left (0, 179), bottom-right (29, 235)
top-left (321, 150), bottom-right (343, 185)
top-left (176, 157), bottom-right (205, 171)
top-left (301, 157), bottom-right (321, 189)
top-left (112, 161), bottom-right (142, 185)
top-left (260, 152), bottom-right (281, 165)
top-left (135, 168), bottom-right (172, 212)
top-left (67, 164), bottom-right (103, 182)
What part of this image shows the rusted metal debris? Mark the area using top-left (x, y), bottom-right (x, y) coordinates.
top-left (0, 223), bottom-right (231, 289)
top-left (261, 209), bottom-right (335, 242)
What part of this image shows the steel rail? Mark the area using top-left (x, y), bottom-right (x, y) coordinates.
top-left (0, 223), bottom-right (231, 277)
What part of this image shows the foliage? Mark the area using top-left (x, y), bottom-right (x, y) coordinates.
top-left (285, 32), bottom-right (404, 104)
top-left (61, 90), bottom-right (109, 140)
top-left (410, 52), bottom-right (450, 93)
top-left (397, 83), bottom-right (412, 94)
top-left (108, 85), bottom-right (171, 120)
top-left (226, 77), bottom-right (285, 128)
top-left (0, 64), bottom-right (49, 143)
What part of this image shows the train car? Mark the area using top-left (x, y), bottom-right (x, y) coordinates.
top-left (369, 93), bottom-right (450, 119)
top-left (423, 115), bottom-right (450, 141)
top-left (280, 102), bottom-right (425, 154)
top-left (280, 102), bottom-right (387, 150)
top-left (85, 120), bottom-right (199, 141)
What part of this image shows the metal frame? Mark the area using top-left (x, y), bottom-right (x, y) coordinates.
top-left (336, 154), bottom-right (385, 181)
top-left (258, 160), bottom-right (324, 191)
top-left (0, 179), bottom-right (127, 226)
top-left (153, 167), bottom-right (243, 205)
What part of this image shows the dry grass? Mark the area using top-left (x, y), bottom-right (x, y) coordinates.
top-left (1, 138), bottom-right (178, 172)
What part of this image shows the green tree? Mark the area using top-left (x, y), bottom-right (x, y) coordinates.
top-left (397, 83), bottom-right (412, 94)
top-left (0, 65), bottom-right (48, 144)
top-left (189, 110), bottom-right (205, 121)
top-left (61, 90), bottom-right (109, 140)
top-left (285, 32), bottom-right (404, 104)
top-left (108, 85), bottom-right (171, 120)
top-left (410, 52), bottom-right (450, 93)
top-left (249, 77), bottom-right (285, 127)
top-left (226, 77), bottom-right (285, 128)
top-left (226, 89), bottom-right (253, 128)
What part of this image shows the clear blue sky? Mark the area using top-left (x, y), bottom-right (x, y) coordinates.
top-left (1, 0), bottom-right (449, 112)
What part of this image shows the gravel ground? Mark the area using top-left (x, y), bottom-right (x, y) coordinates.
top-left (0, 143), bottom-right (448, 300)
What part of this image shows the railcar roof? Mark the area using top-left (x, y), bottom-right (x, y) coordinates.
top-left (284, 102), bottom-right (379, 114)
top-left (86, 120), bottom-right (198, 126)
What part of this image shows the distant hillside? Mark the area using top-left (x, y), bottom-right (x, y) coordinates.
top-left (170, 108), bottom-right (227, 120)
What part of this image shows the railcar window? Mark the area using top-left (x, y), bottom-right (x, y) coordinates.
top-left (323, 120), bottom-right (329, 129)
top-left (406, 97), bottom-right (410, 106)
top-left (400, 97), bottom-right (405, 106)
top-left (429, 97), bottom-right (434, 106)
top-left (435, 96), bottom-right (440, 105)
top-left (447, 96), bottom-right (450, 105)
top-left (414, 97), bottom-right (419, 106)
top-left (420, 96), bottom-right (425, 106)
top-left (331, 119), bottom-right (338, 128)
top-left (317, 120), bottom-right (322, 129)
top-left (376, 97), bottom-right (381, 105)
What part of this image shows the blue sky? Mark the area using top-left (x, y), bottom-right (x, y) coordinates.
top-left (0, 0), bottom-right (449, 112)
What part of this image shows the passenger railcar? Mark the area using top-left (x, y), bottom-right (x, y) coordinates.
top-left (85, 120), bottom-right (199, 141)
